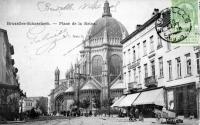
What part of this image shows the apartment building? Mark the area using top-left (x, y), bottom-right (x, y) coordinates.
top-left (120, 10), bottom-right (200, 118)
top-left (0, 29), bottom-right (22, 120)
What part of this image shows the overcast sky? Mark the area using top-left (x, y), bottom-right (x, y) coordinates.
top-left (0, 0), bottom-right (169, 97)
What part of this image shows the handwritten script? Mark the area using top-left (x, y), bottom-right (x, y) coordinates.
top-left (37, 0), bottom-right (120, 13)
top-left (26, 26), bottom-right (83, 55)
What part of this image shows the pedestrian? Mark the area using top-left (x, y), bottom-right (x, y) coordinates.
top-left (139, 112), bottom-right (144, 122)
top-left (135, 108), bottom-right (139, 119)
top-left (129, 107), bottom-right (134, 121)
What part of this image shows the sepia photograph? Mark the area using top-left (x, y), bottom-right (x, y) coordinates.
top-left (0, 0), bottom-right (199, 124)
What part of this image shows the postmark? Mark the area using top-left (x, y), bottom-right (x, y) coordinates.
top-left (155, 0), bottom-right (199, 45)
top-left (155, 7), bottom-right (192, 43)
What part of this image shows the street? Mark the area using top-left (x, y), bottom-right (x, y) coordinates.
top-left (10, 116), bottom-right (199, 125)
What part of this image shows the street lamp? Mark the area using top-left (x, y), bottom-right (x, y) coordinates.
top-left (74, 63), bottom-right (80, 112)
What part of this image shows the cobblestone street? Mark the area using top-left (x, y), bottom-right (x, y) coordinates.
top-left (9, 116), bottom-right (199, 125)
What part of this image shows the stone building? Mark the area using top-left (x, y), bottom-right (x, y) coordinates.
top-left (120, 9), bottom-right (200, 118)
top-left (48, 1), bottom-right (128, 114)
top-left (0, 28), bottom-right (23, 120)
top-left (22, 97), bottom-right (48, 114)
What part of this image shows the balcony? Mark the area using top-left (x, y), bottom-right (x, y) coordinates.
top-left (144, 76), bottom-right (158, 88)
top-left (128, 81), bottom-right (137, 90)
top-left (128, 59), bottom-right (140, 70)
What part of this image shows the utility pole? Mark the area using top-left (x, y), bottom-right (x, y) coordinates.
top-left (76, 63), bottom-right (80, 112)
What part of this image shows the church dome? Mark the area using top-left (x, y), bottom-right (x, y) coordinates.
top-left (85, 1), bottom-right (128, 42)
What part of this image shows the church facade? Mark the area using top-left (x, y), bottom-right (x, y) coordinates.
top-left (48, 1), bottom-right (128, 114)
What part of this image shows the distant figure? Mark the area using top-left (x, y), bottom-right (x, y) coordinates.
top-left (139, 112), bottom-right (144, 121)
top-left (89, 110), bottom-right (92, 116)
top-left (135, 108), bottom-right (139, 119)
top-left (129, 107), bottom-right (134, 121)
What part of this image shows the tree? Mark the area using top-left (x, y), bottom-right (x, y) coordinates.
top-left (80, 98), bottom-right (90, 114)
top-left (35, 97), bottom-right (48, 115)
top-left (81, 99), bottom-right (90, 109)
top-left (101, 98), bottom-right (114, 115)
top-left (93, 96), bottom-right (101, 109)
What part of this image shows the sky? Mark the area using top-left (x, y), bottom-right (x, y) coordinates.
top-left (0, 0), bottom-right (170, 97)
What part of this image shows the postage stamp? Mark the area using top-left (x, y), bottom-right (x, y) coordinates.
top-left (155, 7), bottom-right (192, 43)
top-left (171, 0), bottom-right (199, 45)
top-left (155, 0), bottom-right (199, 45)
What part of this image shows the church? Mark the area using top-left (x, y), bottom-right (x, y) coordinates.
top-left (48, 1), bottom-right (128, 114)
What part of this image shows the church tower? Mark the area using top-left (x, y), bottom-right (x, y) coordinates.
top-left (55, 67), bottom-right (60, 88)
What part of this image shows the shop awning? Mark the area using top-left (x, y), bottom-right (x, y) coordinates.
top-left (111, 95), bottom-right (126, 107)
top-left (118, 93), bottom-right (140, 107)
top-left (133, 88), bottom-right (164, 106)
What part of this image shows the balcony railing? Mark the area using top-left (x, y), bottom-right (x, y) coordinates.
top-left (128, 59), bottom-right (140, 70)
top-left (144, 76), bottom-right (157, 88)
top-left (128, 81), bottom-right (137, 90)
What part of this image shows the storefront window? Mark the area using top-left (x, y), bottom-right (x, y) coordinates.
top-left (167, 90), bottom-right (174, 110)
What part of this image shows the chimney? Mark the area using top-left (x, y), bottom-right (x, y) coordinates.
top-left (152, 8), bottom-right (159, 16)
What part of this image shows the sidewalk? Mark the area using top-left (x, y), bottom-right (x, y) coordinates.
top-left (96, 115), bottom-right (199, 125)
top-left (0, 116), bottom-right (69, 124)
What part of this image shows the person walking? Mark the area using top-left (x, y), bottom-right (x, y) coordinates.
top-left (139, 111), bottom-right (144, 121)
top-left (135, 108), bottom-right (139, 120)
top-left (129, 108), bottom-right (134, 121)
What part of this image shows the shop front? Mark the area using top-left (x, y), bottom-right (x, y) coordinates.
top-left (132, 87), bottom-right (165, 118)
top-left (166, 83), bottom-right (197, 118)
top-left (111, 87), bottom-right (166, 118)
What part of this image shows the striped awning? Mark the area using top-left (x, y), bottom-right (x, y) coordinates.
top-left (133, 88), bottom-right (164, 106)
top-left (111, 95), bottom-right (126, 107)
top-left (118, 93), bottom-right (140, 107)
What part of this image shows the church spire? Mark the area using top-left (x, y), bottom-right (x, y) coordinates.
top-left (102, 0), bottom-right (112, 17)
top-left (55, 67), bottom-right (60, 88)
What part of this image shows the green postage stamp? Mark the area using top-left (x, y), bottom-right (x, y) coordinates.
top-left (171, 0), bottom-right (199, 45)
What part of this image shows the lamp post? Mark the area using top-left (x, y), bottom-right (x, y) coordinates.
top-left (75, 63), bottom-right (80, 112)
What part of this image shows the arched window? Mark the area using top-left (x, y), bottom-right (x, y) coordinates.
top-left (109, 55), bottom-right (122, 82)
top-left (92, 55), bottom-right (103, 83)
